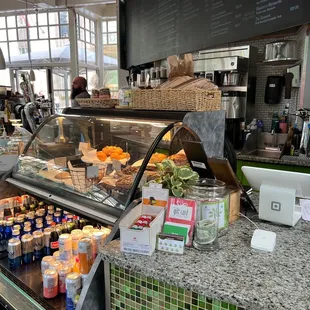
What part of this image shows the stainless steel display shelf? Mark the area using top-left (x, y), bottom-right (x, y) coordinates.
top-left (0, 254), bottom-right (65, 310)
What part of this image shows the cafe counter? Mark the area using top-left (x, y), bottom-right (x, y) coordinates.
top-left (99, 215), bottom-right (310, 310)
top-left (237, 154), bottom-right (310, 186)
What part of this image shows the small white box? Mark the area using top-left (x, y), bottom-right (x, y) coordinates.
top-left (251, 229), bottom-right (276, 252)
top-left (120, 203), bottom-right (166, 256)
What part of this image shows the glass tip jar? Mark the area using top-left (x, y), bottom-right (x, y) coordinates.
top-left (186, 178), bottom-right (230, 251)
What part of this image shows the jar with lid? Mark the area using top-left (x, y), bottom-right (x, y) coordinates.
top-left (186, 179), bottom-right (230, 250)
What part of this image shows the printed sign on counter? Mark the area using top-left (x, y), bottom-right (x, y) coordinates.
top-left (163, 198), bottom-right (196, 246)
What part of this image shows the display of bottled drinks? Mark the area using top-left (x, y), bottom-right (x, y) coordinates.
top-left (1, 195), bottom-right (111, 310)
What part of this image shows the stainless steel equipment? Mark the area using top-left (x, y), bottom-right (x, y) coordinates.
top-left (222, 91), bottom-right (246, 118)
top-left (264, 40), bottom-right (298, 66)
top-left (241, 132), bottom-right (288, 159)
top-left (222, 72), bottom-right (243, 86)
top-left (194, 46), bottom-right (258, 148)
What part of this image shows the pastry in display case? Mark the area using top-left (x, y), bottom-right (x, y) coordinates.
top-left (2, 109), bottom-right (230, 310)
top-left (9, 115), bottom-right (186, 226)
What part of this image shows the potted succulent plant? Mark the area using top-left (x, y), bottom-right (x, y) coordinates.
top-left (152, 159), bottom-right (199, 197)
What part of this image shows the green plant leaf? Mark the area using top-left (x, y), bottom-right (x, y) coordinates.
top-left (155, 163), bottom-right (164, 171)
top-left (178, 168), bottom-right (197, 180)
top-left (171, 176), bottom-right (182, 187)
top-left (171, 186), bottom-right (184, 198)
top-left (162, 159), bottom-right (176, 170)
top-left (186, 171), bottom-right (199, 184)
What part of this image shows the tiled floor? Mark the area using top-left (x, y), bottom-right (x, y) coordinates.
top-left (110, 264), bottom-right (245, 310)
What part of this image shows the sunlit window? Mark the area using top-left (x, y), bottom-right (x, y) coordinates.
top-left (102, 18), bottom-right (118, 97)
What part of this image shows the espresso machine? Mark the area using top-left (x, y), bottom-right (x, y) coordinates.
top-left (194, 46), bottom-right (258, 149)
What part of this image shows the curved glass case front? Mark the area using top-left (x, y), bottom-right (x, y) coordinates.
top-left (14, 115), bottom-right (182, 213)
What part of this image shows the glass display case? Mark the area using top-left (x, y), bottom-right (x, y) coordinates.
top-left (3, 110), bottom-right (228, 310)
top-left (10, 114), bottom-right (185, 225)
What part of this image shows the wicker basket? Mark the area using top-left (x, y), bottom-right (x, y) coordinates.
top-left (132, 89), bottom-right (221, 111)
top-left (76, 98), bottom-right (118, 109)
top-left (68, 161), bottom-right (106, 194)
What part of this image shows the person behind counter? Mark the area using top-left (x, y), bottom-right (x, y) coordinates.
top-left (71, 76), bottom-right (90, 107)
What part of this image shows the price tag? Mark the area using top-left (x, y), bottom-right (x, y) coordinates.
top-left (86, 166), bottom-right (99, 178)
top-left (112, 159), bottom-right (122, 172)
top-left (191, 161), bottom-right (207, 169)
top-left (79, 142), bottom-right (90, 151)
top-left (54, 157), bottom-right (67, 168)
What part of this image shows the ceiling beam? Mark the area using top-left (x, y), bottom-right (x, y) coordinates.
top-left (56, 0), bottom-right (115, 6)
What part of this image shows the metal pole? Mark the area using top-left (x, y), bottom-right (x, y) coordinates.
top-left (68, 8), bottom-right (78, 82)
top-left (97, 16), bottom-right (103, 87)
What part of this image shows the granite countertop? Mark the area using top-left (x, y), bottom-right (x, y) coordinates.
top-left (237, 153), bottom-right (310, 167)
top-left (100, 205), bottom-right (310, 310)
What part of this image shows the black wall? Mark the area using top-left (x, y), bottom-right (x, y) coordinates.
top-left (119, 0), bottom-right (310, 69)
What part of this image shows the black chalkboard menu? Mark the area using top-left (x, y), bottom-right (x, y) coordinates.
top-left (121, 0), bottom-right (310, 69)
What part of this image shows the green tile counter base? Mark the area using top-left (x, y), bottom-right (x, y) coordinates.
top-left (100, 216), bottom-right (310, 310)
top-left (110, 263), bottom-right (243, 310)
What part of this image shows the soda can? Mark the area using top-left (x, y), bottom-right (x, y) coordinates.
top-left (91, 231), bottom-right (106, 259)
top-left (82, 225), bottom-right (93, 233)
top-left (48, 210), bottom-right (54, 216)
top-left (46, 220), bottom-right (53, 226)
top-left (8, 238), bottom-right (22, 270)
top-left (49, 260), bottom-right (62, 273)
top-left (27, 213), bottom-right (35, 231)
top-left (23, 226), bottom-right (32, 235)
top-left (46, 215), bottom-right (53, 222)
top-left (43, 269), bottom-right (58, 299)
top-left (78, 238), bottom-right (92, 274)
top-left (13, 224), bottom-right (21, 231)
top-left (38, 209), bottom-right (46, 218)
top-left (53, 250), bottom-right (60, 261)
top-left (36, 222), bottom-right (44, 232)
top-left (66, 215), bottom-right (74, 223)
top-left (54, 212), bottom-right (62, 224)
top-left (63, 211), bottom-right (69, 220)
top-left (12, 229), bottom-right (21, 240)
top-left (59, 265), bottom-right (71, 294)
top-left (21, 234), bottom-right (34, 264)
top-left (48, 205), bottom-right (55, 212)
top-left (24, 221), bottom-right (32, 227)
top-left (59, 234), bottom-right (72, 261)
top-left (65, 272), bottom-right (81, 310)
top-left (41, 256), bottom-right (54, 276)
top-left (71, 229), bottom-right (83, 257)
top-left (33, 231), bottom-right (44, 260)
top-left (44, 228), bottom-right (52, 256)
top-left (16, 217), bottom-right (24, 232)
top-left (36, 218), bottom-right (43, 224)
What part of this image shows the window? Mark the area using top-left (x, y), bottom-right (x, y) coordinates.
top-left (53, 67), bottom-right (71, 112)
top-left (102, 19), bottom-right (118, 68)
top-left (102, 18), bottom-right (119, 97)
top-left (77, 14), bottom-right (96, 66)
top-left (79, 68), bottom-right (99, 90)
top-left (103, 70), bottom-right (118, 98)
top-left (0, 11), bottom-right (69, 64)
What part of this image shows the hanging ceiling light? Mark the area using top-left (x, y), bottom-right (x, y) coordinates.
top-left (0, 48), bottom-right (6, 70)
